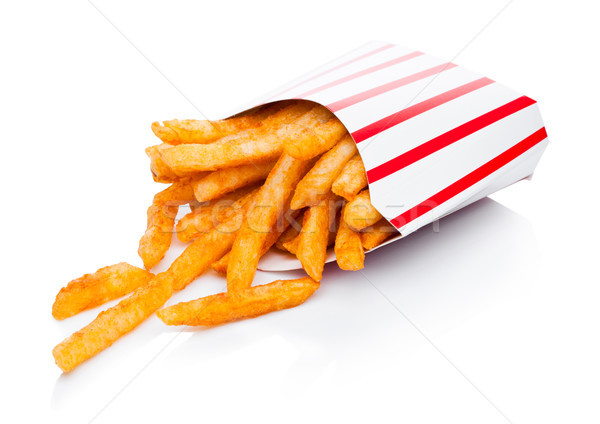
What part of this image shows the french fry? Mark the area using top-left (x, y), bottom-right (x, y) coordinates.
top-left (170, 199), bottom-right (253, 291)
top-left (52, 273), bottom-right (173, 372)
top-left (145, 144), bottom-right (179, 183)
top-left (281, 234), bottom-right (300, 255)
top-left (335, 205), bottom-right (365, 270)
top-left (361, 219), bottom-right (399, 250)
top-left (282, 106), bottom-right (348, 160)
top-left (138, 182), bottom-right (195, 269)
top-left (176, 186), bottom-right (257, 243)
top-left (192, 161), bottom-right (275, 203)
top-left (52, 263), bottom-right (155, 320)
top-left (291, 134), bottom-right (357, 209)
top-left (138, 203), bottom-right (178, 270)
top-left (331, 155), bottom-right (368, 201)
top-left (211, 209), bottom-right (298, 275)
top-left (159, 104), bottom-right (312, 174)
top-left (275, 225), bottom-right (300, 251)
top-left (296, 195), bottom-right (340, 281)
top-left (157, 277), bottom-right (319, 326)
top-left (343, 189), bottom-right (382, 231)
top-left (150, 102), bottom-right (293, 145)
top-left (227, 153), bottom-right (314, 291)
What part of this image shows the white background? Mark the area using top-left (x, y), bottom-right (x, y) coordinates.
top-left (1, 1), bottom-right (599, 423)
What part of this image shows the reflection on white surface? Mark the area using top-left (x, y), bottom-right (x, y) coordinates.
top-left (51, 197), bottom-right (538, 423)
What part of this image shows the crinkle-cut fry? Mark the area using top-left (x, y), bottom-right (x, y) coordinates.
top-left (227, 153), bottom-right (315, 292)
top-left (331, 155), bottom-right (368, 201)
top-left (335, 205), bottom-right (365, 270)
top-left (176, 186), bottom-right (258, 242)
top-left (52, 263), bottom-right (154, 320)
top-left (282, 106), bottom-right (348, 160)
top-left (361, 219), bottom-right (399, 250)
top-left (146, 144), bottom-right (180, 183)
top-left (159, 103), bottom-right (312, 174)
top-left (291, 134), bottom-right (357, 209)
top-left (157, 277), bottom-right (320, 326)
top-left (151, 102), bottom-right (292, 145)
top-left (192, 161), bottom-right (275, 203)
top-left (211, 209), bottom-right (298, 275)
top-left (296, 195), bottom-right (340, 281)
top-left (343, 189), bottom-right (383, 231)
top-left (52, 273), bottom-right (173, 372)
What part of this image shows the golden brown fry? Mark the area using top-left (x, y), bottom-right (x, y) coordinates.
top-left (157, 277), bottom-right (319, 326)
top-left (159, 104), bottom-right (312, 174)
top-left (331, 155), bottom-right (368, 201)
top-left (151, 103), bottom-right (292, 145)
top-left (153, 180), bottom-right (196, 204)
top-left (211, 209), bottom-right (297, 275)
top-left (170, 200), bottom-right (253, 291)
top-left (176, 187), bottom-right (257, 242)
top-left (361, 219), bottom-right (399, 250)
top-left (52, 263), bottom-right (154, 320)
top-left (296, 195), bottom-right (340, 281)
top-left (192, 161), bottom-right (275, 203)
top-left (151, 116), bottom-right (255, 145)
top-left (227, 153), bottom-right (314, 291)
top-left (281, 234), bottom-right (300, 255)
top-left (291, 134), bottom-right (357, 209)
top-left (343, 189), bottom-right (382, 231)
top-left (335, 205), bottom-right (365, 270)
top-left (145, 144), bottom-right (179, 183)
top-left (282, 106), bottom-right (348, 160)
top-left (275, 225), bottom-right (300, 251)
top-left (52, 273), bottom-right (173, 372)
top-left (138, 202), bottom-right (178, 270)
top-left (138, 182), bottom-right (195, 269)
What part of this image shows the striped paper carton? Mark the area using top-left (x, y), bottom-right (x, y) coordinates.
top-left (231, 41), bottom-right (548, 271)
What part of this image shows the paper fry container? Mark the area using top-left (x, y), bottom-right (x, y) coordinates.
top-left (229, 41), bottom-right (548, 271)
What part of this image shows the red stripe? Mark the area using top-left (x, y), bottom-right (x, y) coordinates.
top-left (353, 77), bottom-right (494, 143)
top-left (367, 95), bottom-right (537, 183)
top-left (269, 44), bottom-right (394, 99)
top-left (327, 62), bottom-right (457, 112)
top-left (297, 51), bottom-right (423, 98)
top-left (389, 127), bottom-right (548, 228)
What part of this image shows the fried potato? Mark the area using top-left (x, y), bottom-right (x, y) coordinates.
top-left (138, 182), bottom-right (196, 269)
top-left (361, 219), bottom-right (399, 250)
top-left (192, 161), bottom-right (275, 203)
top-left (176, 187), bottom-right (257, 243)
top-left (145, 144), bottom-right (179, 183)
top-left (275, 225), bottom-right (300, 251)
top-left (343, 189), bottom-right (382, 231)
top-left (211, 209), bottom-right (297, 275)
top-left (52, 273), bottom-right (173, 372)
top-left (151, 102), bottom-right (294, 145)
top-left (159, 104), bottom-right (311, 174)
top-left (335, 205), bottom-right (365, 270)
top-left (52, 263), bottom-right (154, 320)
top-left (282, 106), bottom-right (348, 160)
top-left (138, 202), bottom-right (178, 270)
top-left (170, 198), bottom-right (254, 291)
top-left (152, 180), bottom-right (196, 205)
top-left (296, 195), bottom-right (340, 281)
top-left (157, 277), bottom-right (319, 326)
top-left (227, 153), bottom-right (314, 291)
top-left (291, 134), bottom-right (357, 209)
top-left (331, 155), bottom-right (368, 201)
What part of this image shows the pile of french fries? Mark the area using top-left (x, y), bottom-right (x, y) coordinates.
top-left (52, 100), bottom-right (399, 372)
